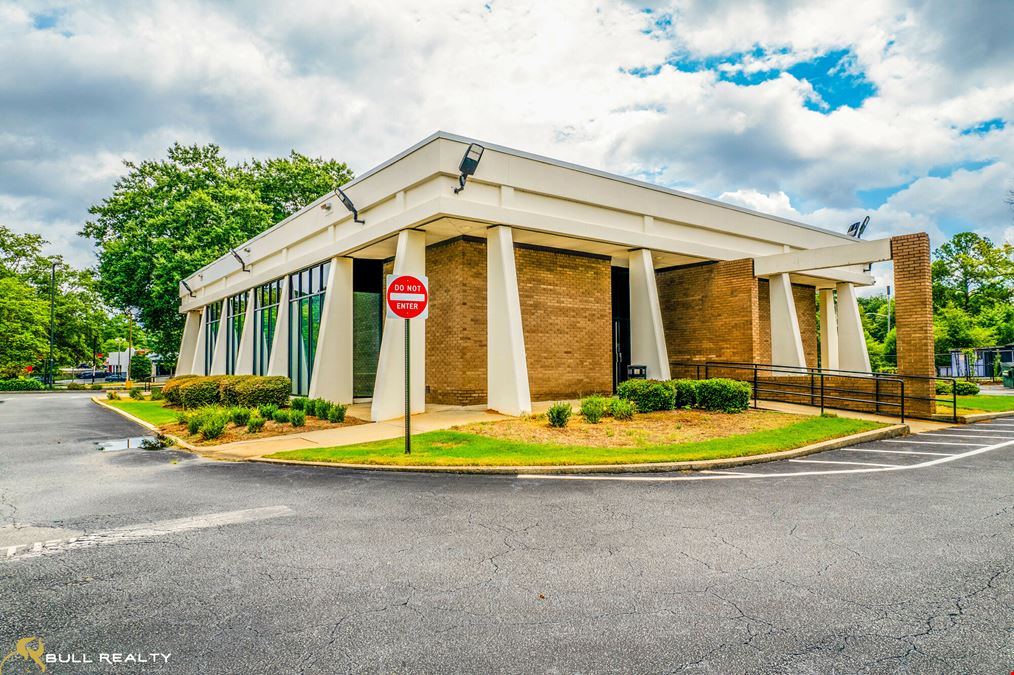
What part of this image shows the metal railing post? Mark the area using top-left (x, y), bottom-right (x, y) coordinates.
top-left (704, 363), bottom-right (709, 379)
top-left (753, 365), bottom-right (758, 408)
top-left (952, 379), bottom-right (957, 423)
top-left (809, 371), bottom-right (815, 406)
top-left (819, 373), bottom-right (825, 415)
top-left (874, 377), bottom-right (880, 414)
top-left (900, 381), bottom-right (905, 423)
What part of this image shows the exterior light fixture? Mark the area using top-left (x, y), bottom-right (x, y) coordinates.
top-left (320, 201), bottom-right (333, 211)
top-left (453, 143), bottom-right (484, 194)
top-left (847, 215), bottom-right (870, 239)
top-left (231, 248), bottom-right (250, 273)
top-left (335, 187), bottom-right (365, 224)
top-left (180, 279), bottom-right (196, 298)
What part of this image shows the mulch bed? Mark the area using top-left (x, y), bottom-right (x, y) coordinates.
top-left (161, 415), bottom-right (367, 446)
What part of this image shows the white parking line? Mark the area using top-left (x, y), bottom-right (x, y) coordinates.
top-left (788, 459), bottom-right (900, 468)
top-left (922, 433), bottom-right (1013, 440)
top-left (841, 448), bottom-right (953, 457)
top-left (882, 439), bottom-right (985, 446)
top-left (519, 435), bottom-right (1014, 482)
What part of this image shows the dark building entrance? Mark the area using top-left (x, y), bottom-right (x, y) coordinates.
top-left (611, 266), bottom-right (631, 392)
top-left (353, 259), bottom-right (384, 398)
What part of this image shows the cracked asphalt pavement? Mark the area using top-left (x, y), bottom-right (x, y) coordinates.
top-left (1, 393), bottom-right (1012, 673)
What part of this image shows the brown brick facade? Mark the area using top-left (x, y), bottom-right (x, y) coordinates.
top-left (756, 279), bottom-right (818, 367)
top-left (892, 233), bottom-right (935, 415)
top-left (657, 259), bottom-right (761, 369)
top-left (515, 245), bottom-right (613, 400)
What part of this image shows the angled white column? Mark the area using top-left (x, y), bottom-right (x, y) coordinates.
top-left (836, 282), bottom-right (871, 372)
top-left (266, 277), bottom-right (291, 377)
top-left (487, 226), bottom-right (531, 415)
top-left (818, 288), bottom-right (839, 371)
top-left (628, 249), bottom-right (671, 381)
top-left (175, 310), bottom-right (202, 376)
top-left (769, 273), bottom-right (807, 369)
top-left (309, 257), bottom-right (354, 404)
top-left (190, 308), bottom-right (208, 375)
top-left (208, 312), bottom-right (229, 375)
top-left (234, 293), bottom-right (255, 375)
top-left (371, 230), bottom-right (426, 421)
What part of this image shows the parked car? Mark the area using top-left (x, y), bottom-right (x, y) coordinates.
top-left (105, 372), bottom-right (127, 383)
top-left (79, 371), bottom-right (107, 380)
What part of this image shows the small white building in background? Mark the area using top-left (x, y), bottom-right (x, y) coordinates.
top-left (104, 349), bottom-right (136, 373)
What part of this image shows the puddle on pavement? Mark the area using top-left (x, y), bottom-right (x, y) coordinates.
top-left (96, 436), bottom-right (155, 451)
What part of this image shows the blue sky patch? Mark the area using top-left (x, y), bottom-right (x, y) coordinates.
top-left (857, 182), bottom-right (914, 209)
top-left (787, 49), bottom-right (876, 112)
top-left (960, 118), bottom-right (1005, 136)
top-left (927, 159), bottom-right (994, 178)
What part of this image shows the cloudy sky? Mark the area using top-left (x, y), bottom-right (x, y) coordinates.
top-left (2, 0), bottom-right (1013, 279)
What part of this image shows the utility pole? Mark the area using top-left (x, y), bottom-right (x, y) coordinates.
top-left (125, 310), bottom-right (134, 388)
top-left (47, 261), bottom-right (56, 389)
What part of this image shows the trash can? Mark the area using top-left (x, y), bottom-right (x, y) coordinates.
top-left (627, 365), bottom-right (647, 380)
top-left (1003, 365), bottom-right (1014, 389)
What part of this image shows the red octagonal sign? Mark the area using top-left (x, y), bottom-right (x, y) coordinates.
top-left (386, 274), bottom-right (429, 320)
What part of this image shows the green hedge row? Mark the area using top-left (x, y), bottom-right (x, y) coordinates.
top-left (617, 377), bottom-right (751, 413)
top-left (935, 380), bottom-right (980, 396)
top-left (0, 378), bottom-right (44, 391)
top-left (162, 375), bottom-right (291, 409)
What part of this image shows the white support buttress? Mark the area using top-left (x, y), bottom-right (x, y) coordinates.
top-left (836, 282), bottom-right (871, 372)
top-left (175, 310), bottom-right (202, 376)
top-left (818, 288), bottom-right (839, 371)
top-left (234, 294), bottom-right (255, 375)
top-left (371, 230), bottom-right (426, 421)
top-left (769, 273), bottom-right (807, 369)
top-left (209, 312), bottom-right (229, 375)
top-left (487, 226), bottom-right (532, 415)
top-left (266, 276), bottom-right (290, 377)
top-left (190, 309), bottom-right (209, 375)
top-left (628, 249), bottom-right (671, 380)
top-left (309, 257), bottom-right (353, 403)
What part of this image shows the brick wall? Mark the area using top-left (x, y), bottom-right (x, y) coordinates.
top-left (657, 259), bottom-right (761, 369)
top-left (424, 238), bottom-right (487, 405)
top-left (515, 245), bottom-right (612, 400)
top-left (756, 279), bottom-right (817, 367)
top-left (892, 233), bottom-right (935, 416)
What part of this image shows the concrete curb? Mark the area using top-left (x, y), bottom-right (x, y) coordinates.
top-left (91, 397), bottom-right (199, 451)
top-left (248, 424), bottom-right (910, 475)
top-left (957, 410), bottom-right (1014, 424)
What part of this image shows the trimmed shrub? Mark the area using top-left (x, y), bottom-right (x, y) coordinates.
top-left (695, 378), bottom-right (751, 413)
top-left (315, 401), bottom-right (334, 419)
top-left (67, 382), bottom-right (85, 390)
top-left (219, 375), bottom-right (255, 406)
top-left (175, 410), bottom-right (190, 425)
top-left (150, 387), bottom-right (164, 400)
top-left (230, 408), bottom-right (252, 427)
top-left (234, 376), bottom-right (290, 408)
top-left (106, 390), bottom-right (119, 400)
top-left (670, 379), bottom-right (699, 409)
top-left (0, 378), bottom-right (44, 391)
top-left (617, 379), bottom-right (674, 413)
top-left (162, 375), bottom-right (199, 405)
top-left (258, 403), bottom-right (279, 419)
top-left (129, 387), bottom-right (144, 400)
top-left (272, 409), bottom-right (291, 424)
top-left (304, 398), bottom-right (318, 417)
top-left (89, 383), bottom-right (103, 391)
top-left (935, 380), bottom-right (953, 395)
top-left (178, 376), bottom-right (223, 409)
top-left (327, 403), bottom-right (348, 424)
top-left (580, 396), bottom-right (608, 424)
top-left (610, 398), bottom-right (636, 420)
top-left (547, 402), bottom-right (572, 428)
top-left (290, 410), bottom-right (306, 427)
top-left (955, 380), bottom-right (980, 396)
top-left (187, 415), bottom-right (202, 435)
top-left (200, 416), bottom-right (226, 440)
top-left (291, 397), bottom-right (308, 411)
top-left (247, 416), bottom-right (266, 433)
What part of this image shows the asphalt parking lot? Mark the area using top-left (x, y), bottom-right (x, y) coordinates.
top-left (1, 394), bottom-right (1012, 673)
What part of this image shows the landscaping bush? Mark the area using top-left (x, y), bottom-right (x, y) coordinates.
top-left (315, 401), bottom-right (333, 419)
top-left (258, 403), bottom-right (279, 419)
top-left (230, 408), bottom-right (252, 427)
top-left (233, 376), bottom-right (290, 408)
top-left (175, 410), bottom-right (190, 425)
top-left (162, 375), bottom-right (199, 405)
top-left (129, 387), bottom-right (144, 400)
top-left (150, 387), bottom-right (164, 401)
top-left (935, 380), bottom-right (953, 395)
top-left (67, 382), bottom-right (85, 390)
top-left (955, 380), bottom-right (980, 396)
top-left (89, 383), bottom-right (103, 390)
top-left (617, 379), bottom-right (674, 412)
top-left (580, 396), bottom-right (608, 424)
top-left (695, 378), bottom-right (751, 413)
top-left (200, 416), bottom-right (226, 440)
top-left (106, 390), bottom-right (119, 400)
top-left (327, 403), bottom-right (348, 424)
top-left (304, 398), bottom-right (318, 417)
top-left (610, 398), bottom-right (636, 420)
top-left (290, 410), bottom-right (306, 427)
top-left (0, 378), bottom-right (44, 391)
top-left (272, 409), bottom-right (291, 424)
top-left (219, 375), bottom-right (255, 406)
top-left (178, 376), bottom-right (223, 409)
top-left (187, 415), bottom-right (202, 435)
top-left (291, 397), bottom-right (308, 411)
top-left (547, 402), bottom-right (572, 428)
top-left (670, 379), bottom-right (699, 409)
top-left (247, 416), bottom-right (266, 433)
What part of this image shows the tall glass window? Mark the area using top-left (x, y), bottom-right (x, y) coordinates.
top-left (204, 301), bottom-right (222, 375)
top-left (253, 280), bottom-right (282, 376)
top-left (225, 291), bottom-right (248, 375)
top-left (288, 261), bottom-right (330, 396)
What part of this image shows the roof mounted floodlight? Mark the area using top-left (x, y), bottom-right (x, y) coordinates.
top-left (230, 248), bottom-right (250, 272)
top-left (847, 215), bottom-right (870, 239)
top-left (453, 143), bottom-right (484, 194)
top-left (180, 279), bottom-right (196, 298)
top-left (335, 187), bottom-right (365, 224)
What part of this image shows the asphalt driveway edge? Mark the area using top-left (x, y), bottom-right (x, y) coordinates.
top-left (248, 424), bottom-right (910, 475)
top-left (91, 396), bottom-right (199, 451)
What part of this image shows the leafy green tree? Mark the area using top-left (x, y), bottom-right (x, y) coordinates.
top-left (0, 277), bottom-right (49, 378)
top-left (129, 353), bottom-right (152, 381)
top-left (977, 302), bottom-right (1014, 346)
top-left (932, 232), bottom-right (1014, 313)
top-left (934, 305), bottom-right (995, 357)
top-left (81, 144), bottom-right (352, 364)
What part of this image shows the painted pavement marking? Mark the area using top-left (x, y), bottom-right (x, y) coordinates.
top-left (840, 448), bottom-right (953, 457)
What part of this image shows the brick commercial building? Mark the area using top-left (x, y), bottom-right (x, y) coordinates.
top-left (176, 132), bottom-right (934, 420)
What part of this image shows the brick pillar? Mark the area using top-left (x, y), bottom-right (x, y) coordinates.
top-left (892, 233), bottom-right (935, 416)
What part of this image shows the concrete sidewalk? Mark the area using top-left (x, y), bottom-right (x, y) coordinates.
top-left (202, 403), bottom-right (507, 460)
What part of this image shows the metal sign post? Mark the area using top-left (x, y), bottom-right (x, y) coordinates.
top-left (386, 274), bottom-right (429, 456)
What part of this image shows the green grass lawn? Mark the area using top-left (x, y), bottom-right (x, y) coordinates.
top-left (935, 394), bottom-right (1014, 414)
top-left (106, 398), bottom-right (178, 426)
top-left (267, 415), bottom-right (884, 467)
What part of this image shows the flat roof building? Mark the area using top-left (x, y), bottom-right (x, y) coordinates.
top-left (176, 132), bottom-right (935, 420)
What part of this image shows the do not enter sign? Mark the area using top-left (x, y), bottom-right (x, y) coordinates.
top-left (386, 274), bottom-right (429, 320)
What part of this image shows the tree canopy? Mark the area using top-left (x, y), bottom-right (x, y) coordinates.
top-left (81, 143), bottom-right (353, 364)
